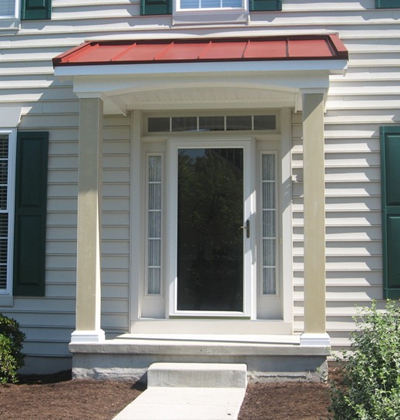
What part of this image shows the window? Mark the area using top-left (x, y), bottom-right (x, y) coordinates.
top-left (261, 153), bottom-right (277, 295)
top-left (376, 0), bottom-right (400, 8)
top-left (0, 0), bottom-right (51, 28)
top-left (0, 0), bottom-right (16, 17)
top-left (141, 0), bottom-right (281, 15)
top-left (181, 0), bottom-right (241, 8)
top-left (146, 155), bottom-right (163, 295)
top-left (148, 115), bottom-right (277, 133)
top-left (0, 0), bottom-right (19, 30)
top-left (380, 126), bottom-right (400, 299)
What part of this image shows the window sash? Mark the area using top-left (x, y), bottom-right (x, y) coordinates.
top-left (146, 155), bottom-right (163, 295)
top-left (0, 0), bottom-right (17, 18)
top-left (180, 0), bottom-right (242, 10)
top-left (261, 153), bottom-right (277, 295)
top-left (148, 115), bottom-right (277, 133)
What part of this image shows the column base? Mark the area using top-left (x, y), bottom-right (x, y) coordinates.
top-left (300, 333), bottom-right (331, 347)
top-left (71, 329), bottom-right (106, 343)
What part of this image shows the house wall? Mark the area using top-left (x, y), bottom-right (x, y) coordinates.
top-left (0, 0), bottom-right (398, 371)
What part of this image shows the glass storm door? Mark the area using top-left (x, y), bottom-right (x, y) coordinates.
top-left (168, 141), bottom-right (254, 316)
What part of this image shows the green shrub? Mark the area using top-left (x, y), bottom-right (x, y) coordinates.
top-left (330, 300), bottom-right (400, 419)
top-left (0, 313), bottom-right (26, 383)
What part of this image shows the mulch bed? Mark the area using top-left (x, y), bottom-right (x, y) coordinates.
top-left (0, 371), bottom-right (144, 420)
top-left (0, 368), bottom-right (341, 419)
top-left (238, 381), bottom-right (330, 419)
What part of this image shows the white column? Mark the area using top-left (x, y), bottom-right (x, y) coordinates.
top-left (71, 97), bottom-right (105, 343)
top-left (130, 110), bottom-right (143, 323)
top-left (300, 93), bottom-right (330, 347)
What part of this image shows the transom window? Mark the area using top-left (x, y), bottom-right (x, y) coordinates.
top-left (148, 115), bottom-right (276, 133)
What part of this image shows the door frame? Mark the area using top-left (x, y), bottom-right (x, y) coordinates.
top-left (129, 108), bottom-right (294, 331)
top-left (166, 137), bottom-right (256, 318)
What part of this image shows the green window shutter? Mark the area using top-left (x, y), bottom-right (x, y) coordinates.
top-left (13, 132), bottom-right (48, 297)
top-left (381, 126), bottom-right (400, 299)
top-left (249, 0), bottom-right (281, 11)
top-left (21, 0), bottom-right (52, 20)
top-left (141, 0), bottom-right (172, 15)
top-left (376, 0), bottom-right (400, 8)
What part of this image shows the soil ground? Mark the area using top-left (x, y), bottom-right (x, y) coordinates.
top-left (0, 368), bottom-right (340, 420)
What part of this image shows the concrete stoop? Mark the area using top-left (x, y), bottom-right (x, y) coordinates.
top-left (113, 363), bottom-right (247, 420)
top-left (70, 334), bottom-right (330, 382)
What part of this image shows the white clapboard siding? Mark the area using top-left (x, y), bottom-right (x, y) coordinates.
top-left (0, 0), bottom-right (398, 369)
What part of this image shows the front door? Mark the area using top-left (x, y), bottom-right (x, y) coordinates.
top-left (168, 139), bottom-right (255, 317)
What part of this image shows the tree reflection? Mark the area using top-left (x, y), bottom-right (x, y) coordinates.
top-left (177, 148), bottom-right (243, 311)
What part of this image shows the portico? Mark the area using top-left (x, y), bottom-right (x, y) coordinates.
top-left (53, 35), bottom-right (347, 379)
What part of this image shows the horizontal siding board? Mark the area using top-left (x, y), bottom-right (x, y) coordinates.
top-left (103, 212), bottom-right (129, 225)
top-left (102, 198), bottom-right (129, 212)
top-left (101, 314), bottom-right (129, 330)
top-left (9, 298), bottom-right (75, 313)
top-left (102, 284), bottom-right (129, 299)
top-left (22, 341), bottom-right (70, 357)
top-left (102, 241), bottom-right (130, 254)
top-left (46, 284), bottom-right (76, 297)
top-left (23, 327), bottom-right (73, 341)
top-left (294, 241), bottom-right (382, 257)
top-left (101, 256), bottom-right (130, 270)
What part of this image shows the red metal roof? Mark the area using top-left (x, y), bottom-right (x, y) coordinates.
top-left (53, 35), bottom-right (348, 67)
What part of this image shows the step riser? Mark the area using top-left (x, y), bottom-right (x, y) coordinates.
top-left (148, 363), bottom-right (247, 388)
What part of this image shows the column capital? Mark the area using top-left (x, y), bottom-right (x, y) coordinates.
top-left (296, 89), bottom-right (328, 113)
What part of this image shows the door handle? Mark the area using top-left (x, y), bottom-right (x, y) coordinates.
top-left (239, 219), bottom-right (250, 239)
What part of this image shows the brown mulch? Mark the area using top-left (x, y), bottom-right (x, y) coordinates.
top-left (238, 382), bottom-right (330, 419)
top-left (0, 371), bottom-right (144, 420)
top-left (0, 368), bottom-right (341, 420)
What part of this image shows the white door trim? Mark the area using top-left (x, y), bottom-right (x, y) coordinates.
top-left (166, 137), bottom-right (256, 318)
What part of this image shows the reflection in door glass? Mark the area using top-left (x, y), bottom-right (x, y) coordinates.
top-left (177, 148), bottom-right (244, 311)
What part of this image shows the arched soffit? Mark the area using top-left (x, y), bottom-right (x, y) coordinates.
top-left (105, 84), bottom-right (298, 113)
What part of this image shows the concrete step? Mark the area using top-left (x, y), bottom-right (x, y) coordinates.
top-left (113, 364), bottom-right (248, 420)
top-left (147, 363), bottom-right (247, 388)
